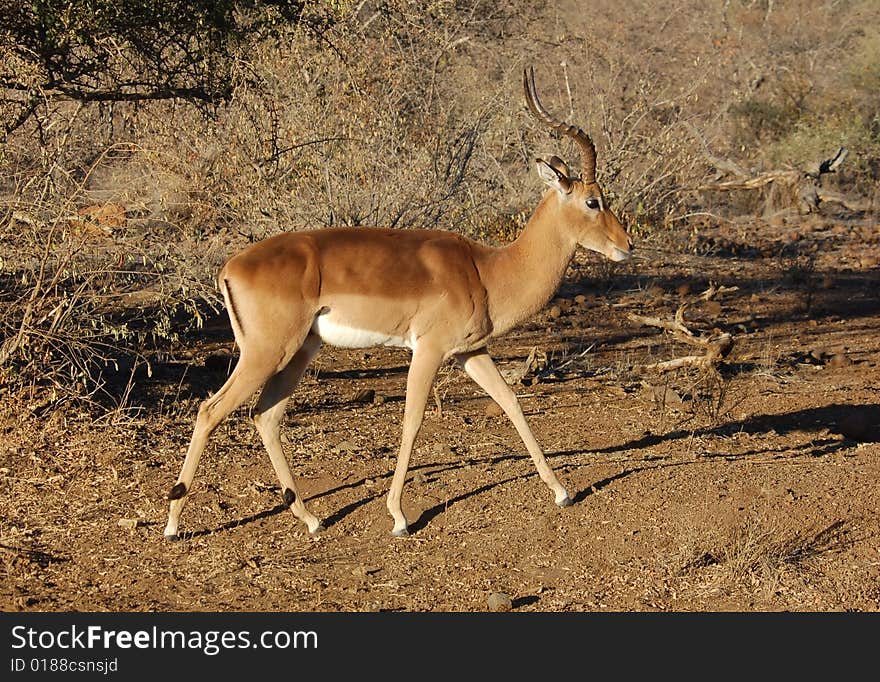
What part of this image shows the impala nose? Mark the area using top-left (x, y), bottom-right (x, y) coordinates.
top-left (610, 245), bottom-right (632, 262)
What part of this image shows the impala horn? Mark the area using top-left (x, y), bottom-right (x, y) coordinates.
top-left (523, 65), bottom-right (597, 184)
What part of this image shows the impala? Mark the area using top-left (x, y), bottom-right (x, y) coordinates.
top-left (163, 66), bottom-right (633, 540)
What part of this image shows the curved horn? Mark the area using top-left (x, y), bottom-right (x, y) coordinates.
top-left (523, 65), bottom-right (597, 183)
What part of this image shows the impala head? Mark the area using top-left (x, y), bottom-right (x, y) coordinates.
top-left (523, 66), bottom-right (633, 262)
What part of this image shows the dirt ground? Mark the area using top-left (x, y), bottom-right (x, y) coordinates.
top-left (2, 212), bottom-right (879, 612)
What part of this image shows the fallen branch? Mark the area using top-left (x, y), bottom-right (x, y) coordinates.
top-left (629, 283), bottom-right (736, 373)
top-left (698, 146), bottom-right (869, 214)
top-left (636, 334), bottom-right (733, 373)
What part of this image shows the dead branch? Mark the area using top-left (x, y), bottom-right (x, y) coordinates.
top-left (698, 146), bottom-right (868, 214)
top-left (636, 333), bottom-right (733, 373)
top-left (699, 168), bottom-right (797, 193)
top-left (814, 188), bottom-right (870, 213)
top-left (698, 282), bottom-right (739, 301)
top-left (629, 284), bottom-right (736, 373)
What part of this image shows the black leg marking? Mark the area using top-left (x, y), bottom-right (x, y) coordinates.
top-left (168, 482), bottom-right (188, 500)
top-left (283, 488), bottom-right (297, 507)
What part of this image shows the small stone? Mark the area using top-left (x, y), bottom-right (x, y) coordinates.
top-left (574, 294), bottom-right (588, 305)
top-left (372, 393), bottom-right (387, 405)
top-left (117, 518), bottom-right (141, 530)
top-left (548, 305), bottom-right (562, 319)
top-left (414, 470), bottom-right (428, 485)
top-left (676, 282), bottom-right (692, 297)
top-left (487, 592), bottom-right (513, 612)
top-left (828, 353), bottom-right (852, 368)
top-left (334, 440), bottom-right (357, 453)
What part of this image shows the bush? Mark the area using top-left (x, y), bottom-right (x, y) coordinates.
top-left (0, 0), bottom-right (321, 135)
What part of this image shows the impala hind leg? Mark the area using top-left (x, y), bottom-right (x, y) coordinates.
top-left (164, 355), bottom-right (277, 540)
top-left (457, 347), bottom-right (571, 507)
top-left (387, 345), bottom-right (445, 536)
top-left (253, 333), bottom-right (324, 534)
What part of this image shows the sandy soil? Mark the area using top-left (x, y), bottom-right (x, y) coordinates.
top-left (2, 213), bottom-right (879, 612)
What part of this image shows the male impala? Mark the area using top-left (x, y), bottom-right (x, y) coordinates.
top-left (164, 67), bottom-right (633, 540)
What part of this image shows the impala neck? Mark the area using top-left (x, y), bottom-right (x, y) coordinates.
top-left (480, 192), bottom-right (578, 336)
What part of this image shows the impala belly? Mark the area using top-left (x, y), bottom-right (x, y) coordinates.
top-left (311, 310), bottom-right (413, 349)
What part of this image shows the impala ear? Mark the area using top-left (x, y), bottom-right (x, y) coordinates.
top-left (535, 157), bottom-right (573, 194)
top-left (546, 155), bottom-right (571, 177)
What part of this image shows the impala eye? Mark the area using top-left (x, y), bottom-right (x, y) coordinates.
top-left (585, 197), bottom-right (601, 210)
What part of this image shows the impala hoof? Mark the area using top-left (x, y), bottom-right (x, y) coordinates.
top-left (164, 533), bottom-right (180, 542)
top-left (392, 527), bottom-right (410, 538)
top-left (556, 495), bottom-right (572, 508)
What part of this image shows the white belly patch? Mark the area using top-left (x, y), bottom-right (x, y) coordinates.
top-left (312, 314), bottom-right (411, 349)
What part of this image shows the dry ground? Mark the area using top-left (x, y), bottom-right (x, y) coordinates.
top-left (2, 213), bottom-right (879, 612)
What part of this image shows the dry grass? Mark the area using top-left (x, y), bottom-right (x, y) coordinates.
top-left (678, 514), bottom-right (850, 602)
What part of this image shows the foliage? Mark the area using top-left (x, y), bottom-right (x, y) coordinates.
top-left (0, 0), bottom-right (326, 136)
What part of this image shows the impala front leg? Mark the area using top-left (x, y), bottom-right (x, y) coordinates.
top-left (458, 347), bottom-right (571, 507)
top-left (387, 344), bottom-right (445, 537)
